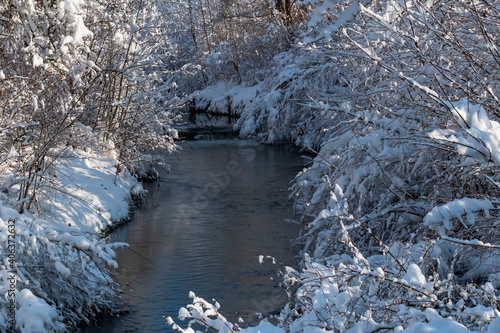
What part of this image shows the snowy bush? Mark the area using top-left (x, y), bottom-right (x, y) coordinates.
top-left (0, 1), bottom-right (177, 331)
top-left (0, 207), bottom-right (125, 332)
top-left (277, 242), bottom-right (500, 332)
top-left (167, 292), bottom-right (240, 333)
top-left (218, 0), bottom-right (500, 279)
top-left (0, 0), bottom-right (178, 214)
top-left (170, 240), bottom-right (500, 332)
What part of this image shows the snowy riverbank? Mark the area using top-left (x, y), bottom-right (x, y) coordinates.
top-left (0, 147), bottom-right (143, 332)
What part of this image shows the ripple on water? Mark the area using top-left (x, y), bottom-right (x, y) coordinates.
top-left (76, 140), bottom-right (307, 332)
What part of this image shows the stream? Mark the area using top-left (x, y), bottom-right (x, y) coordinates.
top-left (78, 139), bottom-right (307, 332)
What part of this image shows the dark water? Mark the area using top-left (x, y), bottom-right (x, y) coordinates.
top-left (77, 140), bottom-right (306, 332)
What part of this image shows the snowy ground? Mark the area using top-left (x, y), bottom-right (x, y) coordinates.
top-left (37, 149), bottom-right (143, 234)
top-left (0, 147), bottom-right (143, 332)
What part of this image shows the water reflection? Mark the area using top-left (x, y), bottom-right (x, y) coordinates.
top-left (77, 140), bottom-right (306, 332)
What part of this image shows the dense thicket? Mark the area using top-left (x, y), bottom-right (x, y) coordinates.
top-left (0, 1), bottom-right (178, 331)
top-left (0, 0), bottom-right (180, 212)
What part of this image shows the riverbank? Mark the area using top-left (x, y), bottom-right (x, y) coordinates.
top-left (0, 147), bottom-right (144, 332)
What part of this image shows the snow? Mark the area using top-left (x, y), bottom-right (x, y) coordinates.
top-left (402, 263), bottom-right (426, 287)
top-left (194, 81), bottom-right (262, 119)
top-left (15, 289), bottom-right (64, 332)
top-left (441, 236), bottom-right (499, 249)
top-left (61, 0), bottom-right (93, 45)
top-left (401, 318), bottom-right (472, 333)
top-left (0, 146), bottom-right (144, 332)
top-left (305, 0), bottom-right (367, 43)
top-left (423, 198), bottom-right (493, 234)
top-left (489, 317), bottom-right (500, 333)
top-left (243, 320), bottom-right (285, 333)
top-left (429, 101), bottom-right (500, 166)
top-left (32, 54), bottom-right (44, 68)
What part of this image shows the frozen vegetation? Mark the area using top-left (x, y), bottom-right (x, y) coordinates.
top-left (0, 0), bottom-right (177, 331)
top-left (0, 147), bottom-right (144, 332)
top-left (2, 0), bottom-right (500, 332)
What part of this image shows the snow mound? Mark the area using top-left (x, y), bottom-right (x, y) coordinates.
top-left (16, 289), bottom-right (64, 333)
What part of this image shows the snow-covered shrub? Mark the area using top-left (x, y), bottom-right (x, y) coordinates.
top-left (293, 0), bottom-right (500, 266)
top-left (287, 0), bottom-right (500, 330)
top-left (202, 22), bottom-right (295, 86)
top-left (78, 0), bottom-right (179, 178)
top-left (291, 111), bottom-right (500, 263)
top-left (0, 0), bottom-right (178, 213)
top-left (167, 291), bottom-right (288, 333)
top-left (223, 0), bottom-right (500, 279)
top-left (0, 206), bottom-right (125, 332)
top-left (169, 242), bottom-right (500, 332)
top-left (234, 46), bottom-right (348, 147)
top-left (168, 0), bottom-right (306, 92)
top-left (167, 292), bottom-right (240, 333)
top-left (277, 239), bottom-right (500, 332)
